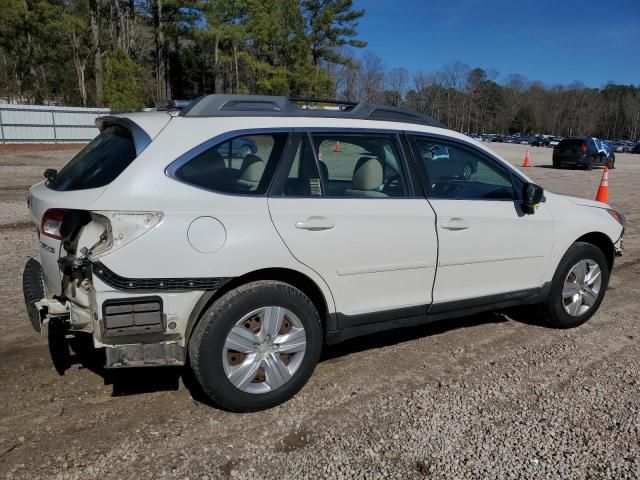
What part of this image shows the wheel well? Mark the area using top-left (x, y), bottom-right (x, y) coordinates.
top-left (184, 268), bottom-right (329, 349)
top-left (575, 232), bottom-right (615, 271)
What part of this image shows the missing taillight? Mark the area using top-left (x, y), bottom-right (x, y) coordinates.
top-left (41, 209), bottom-right (68, 240)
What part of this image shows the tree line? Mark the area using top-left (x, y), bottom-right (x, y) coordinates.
top-left (1, 0), bottom-right (638, 141)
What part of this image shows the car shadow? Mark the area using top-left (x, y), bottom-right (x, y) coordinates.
top-left (49, 330), bottom-right (182, 396)
top-left (49, 308), bottom-right (549, 405)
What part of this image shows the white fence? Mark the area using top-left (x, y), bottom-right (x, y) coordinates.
top-left (0, 104), bottom-right (111, 143)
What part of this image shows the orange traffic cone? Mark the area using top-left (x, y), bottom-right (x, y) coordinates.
top-left (595, 166), bottom-right (609, 203)
top-left (522, 149), bottom-right (531, 167)
top-left (334, 141), bottom-right (341, 153)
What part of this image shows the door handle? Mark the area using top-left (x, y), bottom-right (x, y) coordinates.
top-left (295, 217), bottom-right (335, 231)
top-left (441, 218), bottom-right (469, 231)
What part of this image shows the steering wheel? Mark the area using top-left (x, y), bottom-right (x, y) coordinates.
top-left (431, 182), bottom-right (463, 196)
top-left (382, 174), bottom-right (402, 194)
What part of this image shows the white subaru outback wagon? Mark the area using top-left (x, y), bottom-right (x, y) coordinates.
top-left (24, 95), bottom-right (624, 411)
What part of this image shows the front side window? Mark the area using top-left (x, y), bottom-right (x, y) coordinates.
top-left (49, 125), bottom-right (137, 191)
top-left (174, 133), bottom-right (287, 195)
top-left (412, 136), bottom-right (515, 200)
top-left (309, 133), bottom-right (409, 198)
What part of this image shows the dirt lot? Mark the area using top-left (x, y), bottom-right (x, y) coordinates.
top-left (0, 142), bottom-right (638, 479)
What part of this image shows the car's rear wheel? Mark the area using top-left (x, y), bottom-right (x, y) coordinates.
top-left (543, 242), bottom-right (609, 328)
top-left (585, 157), bottom-right (594, 170)
top-left (189, 280), bottom-right (323, 411)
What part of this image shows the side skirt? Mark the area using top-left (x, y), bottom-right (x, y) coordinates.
top-left (325, 284), bottom-right (550, 345)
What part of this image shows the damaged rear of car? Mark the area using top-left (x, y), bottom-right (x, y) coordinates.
top-left (23, 112), bottom-right (176, 368)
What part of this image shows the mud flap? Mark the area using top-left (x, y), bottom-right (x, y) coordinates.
top-left (23, 258), bottom-right (46, 333)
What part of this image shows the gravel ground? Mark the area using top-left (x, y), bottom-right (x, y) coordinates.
top-left (0, 142), bottom-right (638, 479)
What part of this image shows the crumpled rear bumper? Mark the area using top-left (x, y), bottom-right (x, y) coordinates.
top-left (23, 258), bottom-right (46, 333)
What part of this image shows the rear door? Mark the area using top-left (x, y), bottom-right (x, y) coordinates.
top-left (409, 135), bottom-right (554, 305)
top-left (268, 131), bottom-right (438, 323)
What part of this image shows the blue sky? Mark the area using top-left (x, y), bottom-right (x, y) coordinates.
top-left (352, 0), bottom-right (640, 87)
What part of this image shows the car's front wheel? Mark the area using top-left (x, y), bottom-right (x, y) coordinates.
top-left (543, 242), bottom-right (609, 328)
top-left (189, 280), bottom-right (323, 411)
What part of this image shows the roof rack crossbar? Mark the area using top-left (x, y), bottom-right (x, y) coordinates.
top-left (289, 97), bottom-right (359, 108)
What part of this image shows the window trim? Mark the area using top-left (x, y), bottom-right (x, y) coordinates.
top-left (165, 127), bottom-right (291, 197)
top-left (270, 128), bottom-right (420, 199)
top-left (406, 133), bottom-right (520, 202)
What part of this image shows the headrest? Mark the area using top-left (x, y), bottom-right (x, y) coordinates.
top-left (352, 157), bottom-right (383, 191)
top-left (239, 154), bottom-right (265, 182)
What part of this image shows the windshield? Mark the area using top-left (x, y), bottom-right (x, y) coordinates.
top-left (48, 125), bottom-right (137, 191)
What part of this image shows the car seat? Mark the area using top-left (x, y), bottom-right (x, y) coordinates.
top-left (344, 157), bottom-right (387, 198)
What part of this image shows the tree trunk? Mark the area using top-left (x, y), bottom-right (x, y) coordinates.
top-left (233, 43), bottom-right (239, 94)
top-left (90, 0), bottom-right (103, 106)
top-left (154, 0), bottom-right (168, 103)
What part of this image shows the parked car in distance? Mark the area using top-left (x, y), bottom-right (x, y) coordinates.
top-left (23, 95), bottom-right (625, 411)
top-left (631, 143), bottom-right (640, 154)
top-left (553, 137), bottom-right (615, 170)
top-left (530, 136), bottom-right (550, 147)
top-left (216, 137), bottom-right (257, 158)
top-left (547, 136), bottom-right (563, 147)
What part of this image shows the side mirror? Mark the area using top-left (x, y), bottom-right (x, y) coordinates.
top-left (522, 182), bottom-right (543, 215)
top-left (43, 168), bottom-right (57, 184)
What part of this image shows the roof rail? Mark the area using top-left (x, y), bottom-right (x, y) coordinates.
top-left (179, 94), bottom-right (446, 128)
top-left (156, 99), bottom-right (194, 111)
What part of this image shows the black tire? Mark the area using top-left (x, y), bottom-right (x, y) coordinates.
top-left (543, 242), bottom-right (610, 329)
top-left (553, 162), bottom-right (560, 169)
top-left (189, 280), bottom-right (323, 412)
top-left (585, 157), bottom-right (594, 170)
top-left (608, 155), bottom-right (615, 169)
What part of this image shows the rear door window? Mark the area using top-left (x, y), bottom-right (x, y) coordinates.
top-left (310, 133), bottom-right (409, 198)
top-left (49, 125), bottom-right (137, 191)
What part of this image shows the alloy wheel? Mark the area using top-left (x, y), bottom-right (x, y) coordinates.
top-left (562, 259), bottom-right (602, 316)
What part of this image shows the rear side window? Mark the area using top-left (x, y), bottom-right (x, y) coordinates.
top-left (174, 133), bottom-right (287, 195)
top-left (49, 125), bottom-right (136, 191)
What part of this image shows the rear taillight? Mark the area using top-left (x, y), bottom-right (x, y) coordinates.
top-left (41, 209), bottom-right (68, 240)
top-left (580, 144), bottom-right (587, 153)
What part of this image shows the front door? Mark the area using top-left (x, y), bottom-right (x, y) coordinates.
top-left (268, 131), bottom-right (438, 321)
top-left (409, 135), bottom-right (554, 305)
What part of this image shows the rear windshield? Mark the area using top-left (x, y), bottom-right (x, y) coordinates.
top-left (556, 139), bottom-right (585, 149)
top-left (48, 125), bottom-right (137, 191)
